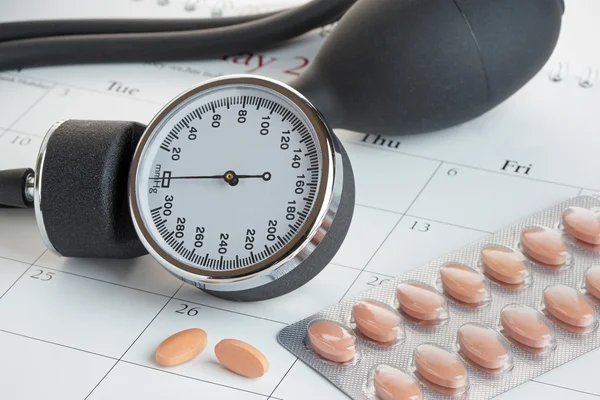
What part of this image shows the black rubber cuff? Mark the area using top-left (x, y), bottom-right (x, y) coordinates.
top-left (38, 120), bottom-right (148, 259)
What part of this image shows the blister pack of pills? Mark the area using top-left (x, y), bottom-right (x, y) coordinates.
top-left (278, 196), bottom-right (600, 399)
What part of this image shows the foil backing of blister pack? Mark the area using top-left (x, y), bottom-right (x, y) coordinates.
top-left (278, 196), bottom-right (600, 399)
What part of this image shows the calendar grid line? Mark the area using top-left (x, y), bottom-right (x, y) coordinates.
top-left (84, 282), bottom-right (184, 400)
top-left (402, 213), bottom-right (493, 234)
top-left (121, 360), bottom-right (273, 398)
top-left (0, 328), bottom-right (117, 360)
top-left (349, 139), bottom-right (599, 193)
top-left (267, 358), bottom-right (299, 400)
top-left (171, 295), bottom-right (288, 325)
top-left (120, 283), bottom-right (184, 359)
top-left (28, 263), bottom-right (176, 298)
top-left (0, 84), bottom-right (55, 140)
top-left (0, 127), bottom-right (45, 138)
top-left (14, 72), bottom-right (165, 106)
top-left (337, 161), bottom-right (445, 302)
top-left (337, 264), bottom-right (395, 278)
top-left (83, 362), bottom-right (119, 400)
top-left (0, 254), bottom-right (35, 269)
top-left (530, 380), bottom-right (600, 398)
top-left (26, 262), bottom-right (293, 325)
top-left (331, 262), bottom-right (368, 273)
top-left (0, 250), bottom-right (47, 300)
top-left (352, 202), bottom-right (494, 235)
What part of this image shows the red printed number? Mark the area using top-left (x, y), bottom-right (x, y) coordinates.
top-left (284, 57), bottom-right (310, 76)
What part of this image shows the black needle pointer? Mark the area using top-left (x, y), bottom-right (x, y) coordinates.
top-left (153, 171), bottom-right (272, 187)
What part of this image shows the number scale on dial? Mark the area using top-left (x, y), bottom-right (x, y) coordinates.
top-left (136, 85), bottom-right (325, 274)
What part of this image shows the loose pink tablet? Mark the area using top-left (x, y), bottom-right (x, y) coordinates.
top-left (480, 246), bottom-right (528, 285)
top-left (414, 344), bottom-right (468, 390)
top-left (521, 227), bottom-right (568, 266)
top-left (308, 320), bottom-right (356, 363)
top-left (543, 285), bottom-right (595, 328)
top-left (373, 365), bottom-right (422, 400)
top-left (458, 324), bottom-right (509, 370)
top-left (586, 265), bottom-right (600, 300)
top-left (501, 306), bottom-right (552, 349)
top-left (352, 300), bottom-right (403, 343)
top-left (562, 207), bottom-right (600, 245)
top-left (396, 282), bottom-right (446, 321)
top-left (440, 264), bottom-right (487, 304)
top-left (214, 339), bottom-right (269, 378)
top-left (155, 328), bottom-right (208, 367)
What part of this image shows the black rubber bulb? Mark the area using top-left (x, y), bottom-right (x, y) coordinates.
top-left (291, 0), bottom-right (564, 136)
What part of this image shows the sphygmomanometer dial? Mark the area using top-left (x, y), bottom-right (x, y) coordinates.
top-left (129, 75), bottom-right (353, 300)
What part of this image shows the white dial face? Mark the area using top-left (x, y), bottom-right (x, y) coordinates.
top-left (134, 81), bottom-right (326, 276)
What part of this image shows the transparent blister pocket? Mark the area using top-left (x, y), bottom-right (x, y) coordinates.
top-left (411, 343), bottom-right (469, 397)
top-left (583, 265), bottom-right (600, 304)
top-left (305, 319), bottom-right (361, 365)
top-left (350, 299), bottom-right (406, 347)
top-left (499, 304), bottom-right (556, 355)
top-left (365, 364), bottom-right (422, 400)
top-left (479, 244), bottom-right (533, 290)
top-left (541, 284), bottom-right (598, 335)
top-left (436, 263), bottom-right (492, 309)
top-left (560, 206), bottom-right (600, 251)
top-left (455, 322), bottom-right (513, 375)
top-left (395, 280), bottom-right (449, 327)
top-left (519, 225), bottom-right (572, 271)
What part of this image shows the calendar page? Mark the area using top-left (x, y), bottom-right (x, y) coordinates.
top-left (0, 1), bottom-right (599, 399)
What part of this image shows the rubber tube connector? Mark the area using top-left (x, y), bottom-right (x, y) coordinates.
top-left (0, 168), bottom-right (34, 208)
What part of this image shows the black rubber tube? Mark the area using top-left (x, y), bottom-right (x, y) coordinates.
top-left (0, 168), bottom-right (33, 208)
top-left (0, 0), bottom-right (355, 71)
top-left (0, 14), bottom-right (279, 42)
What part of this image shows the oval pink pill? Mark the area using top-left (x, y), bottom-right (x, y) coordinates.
top-left (521, 227), bottom-right (568, 266)
top-left (440, 264), bottom-right (487, 304)
top-left (586, 265), bottom-right (600, 300)
top-left (562, 207), bottom-right (600, 245)
top-left (214, 339), bottom-right (269, 378)
top-left (414, 344), bottom-right (468, 390)
top-left (544, 285), bottom-right (595, 328)
top-left (458, 324), bottom-right (509, 370)
top-left (481, 246), bottom-right (528, 285)
top-left (501, 306), bottom-right (552, 349)
top-left (352, 300), bottom-right (403, 343)
top-left (155, 328), bottom-right (208, 367)
top-left (373, 365), bottom-right (422, 400)
top-left (307, 320), bottom-right (356, 363)
top-left (396, 282), bottom-right (446, 321)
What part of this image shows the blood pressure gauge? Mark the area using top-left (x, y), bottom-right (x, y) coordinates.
top-left (129, 76), bottom-right (354, 300)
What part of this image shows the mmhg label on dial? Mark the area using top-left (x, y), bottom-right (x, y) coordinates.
top-left (134, 81), bottom-right (327, 275)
